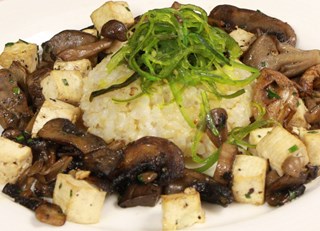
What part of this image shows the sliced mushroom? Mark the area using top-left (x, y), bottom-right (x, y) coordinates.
top-left (213, 142), bottom-right (237, 186)
top-left (26, 67), bottom-right (51, 110)
top-left (41, 30), bottom-right (98, 63)
top-left (57, 38), bottom-right (113, 61)
top-left (118, 183), bottom-right (161, 208)
top-left (252, 68), bottom-right (299, 125)
top-left (266, 172), bottom-right (307, 206)
top-left (37, 118), bottom-right (107, 154)
top-left (37, 118), bottom-right (123, 176)
top-left (242, 35), bottom-right (320, 77)
top-left (0, 69), bottom-right (33, 130)
top-left (206, 108), bottom-right (228, 148)
top-left (163, 168), bottom-right (233, 207)
top-left (208, 4), bottom-right (296, 46)
top-left (111, 136), bottom-right (185, 193)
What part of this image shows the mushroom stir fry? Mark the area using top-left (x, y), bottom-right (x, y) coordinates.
top-left (0, 1), bottom-right (320, 230)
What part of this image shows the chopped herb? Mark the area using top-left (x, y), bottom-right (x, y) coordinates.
top-left (267, 89), bottom-right (281, 99)
top-left (245, 188), bottom-right (254, 199)
top-left (307, 130), bottom-right (318, 134)
top-left (288, 144), bottom-right (299, 153)
top-left (70, 190), bottom-right (73, 197)
top-left (296, 100), bottom-right (300, 107)
top-left (62, 78), bottom-right (69, 86)
top-left (12, 87), bottom-right (21, 95)
top-left (5, 42), bottom-right (14, 47)
top-left (288, 190), bottom-right (297, 200)
top-left (59, 183), bottom-right (62, 189)
top-left (15, 135), bottom-right (25, 142)
top-left (26, 138), bottom-right (33, 144)
top-left (125, 6), bottom-right (131, 11)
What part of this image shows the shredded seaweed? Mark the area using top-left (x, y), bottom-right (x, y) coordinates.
top-left (104, 4), bottom-right (259, 98)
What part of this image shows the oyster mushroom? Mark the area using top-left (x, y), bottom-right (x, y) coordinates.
top-left (208, 4), bottom-right (296, 46)
top-left (37, 118), bottom-right (123, 176)
top-left (0, 69), bottom-right (33, 130)
top-left (299, 64), bottom-right (320, 125)
top-left (41, 30), bottom-right (98, 63)
top-left (242, 35), bottom-right (320, 77)
top-left (252, 68), bottom-right (299, 125)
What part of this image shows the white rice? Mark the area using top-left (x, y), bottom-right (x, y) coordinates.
top-left (80, 57), bottom-right (253, 157)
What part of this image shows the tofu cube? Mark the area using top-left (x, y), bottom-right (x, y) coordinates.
top-left (301, 130), bottom-right (320, 166)
top-left (53, 173), bottom-right (106, 224)
top-left (229, 28), bottom-right (256, 52)
top-left (90, 1), bottom-right (134, 33)
top-left (0, 137), bottom-right (32, 184)
top-left (31, 99), bottom-right (81, 136)
top-left (232, 155), bottom-right (267, 205)
top-left (161, 187), bottom-right (205, 231)
top-left (53, 59), bottom-right (92, 77)
top-left (0, 40), bottom-right (38, 73)
top-left (41, 70), bottom-right (84, 105)
top-left (256, 126), bottom-right (309, 176)
top-left (248, 127), bottom-right (273, 154)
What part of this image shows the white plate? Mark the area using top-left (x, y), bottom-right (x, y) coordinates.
top-left (0, 0), bottom-right (319, 230)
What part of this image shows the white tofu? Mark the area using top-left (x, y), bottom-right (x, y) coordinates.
top-left (161, 187), bottom-right (205, 231)
top-left (256, 126), bottom-right (309, 176)
top-left (232, 155), bottom-right (267, 205)
top-left (0, 40), bottom-right (38, 73)
top-left (53, 173), bottom-right (106, 224)
top-left (90, 1), bottom-right (134, 33)
top-left (229, 28), bottom-right (256, 52)
top-left (41, 70), bottom-right (84, 105)
top-left (301, 130), bottom-right (320, 166)
top-left (31, 99), bottom-right (81, 136)
top-left (53, 59), bottom-right (92, 77)
top-left (0, 137), bottom-right (32, 184)
top-left (248, 127), bottom-right (273, 155)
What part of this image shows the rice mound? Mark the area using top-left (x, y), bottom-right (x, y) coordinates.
top-left (80, 57), bottom-right (253, 157)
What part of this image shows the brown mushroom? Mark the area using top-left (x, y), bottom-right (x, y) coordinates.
top-left (252, 68), bottom-right (299, 125)
top-left (213, 142), bottom-right (237, 186)
top-left (35, 202), bottom-right (66, 226)
top-left (57, 38), bottom-right (113, 61)
top-left (111, 136), bottom-right (185, 193)
top-left (118, 183), bottom-right (161, 208)
top-left (0, 69), bottom-right (33, 130)
top-left (101, 20), bottom-right (128, 42)
top-left (299, 64), bottom-right (320, 125)
top-left (206, 108), bottom-right (228, 148)
top-left (266, 173), bottom-right (307, 206)
top-left (242, 35), bottom-right (320, 77)
top-left (41, 30), bottom-right (98, 63)
top-left (163, 168), bottom-right (233, 207)
top-left (208, 4), bottom-right (296, 46)
top-left (26, 67), bottom-right (51, 110)
top-left (37, 118), bottom-right (123, 176)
